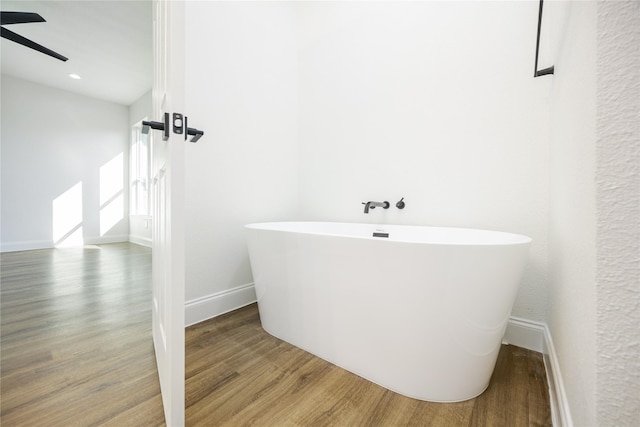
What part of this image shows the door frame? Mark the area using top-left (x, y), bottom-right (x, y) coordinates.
top-left (150, 0), bottom-right (186, 425)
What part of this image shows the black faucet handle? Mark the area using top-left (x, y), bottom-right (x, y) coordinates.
top-left (396, 197), bottom-right (405, 209)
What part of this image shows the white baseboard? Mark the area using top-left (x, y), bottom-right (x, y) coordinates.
top-left (541, 323), bottom-right (574, 427)
top-left (185, 282), bottom-right (256, 327)
top-left (128, 235), bottom-right (152, 248)
top-left (1, 240), bottom-right (53, 252)
top-left (504, 317), bottom-right (573, 427)
top-left (1, 235), bottom-right (130, 252)
top-left (84, 235), bottom-right (129, 245)
top-left (504, 316), bottom-right (546, 352)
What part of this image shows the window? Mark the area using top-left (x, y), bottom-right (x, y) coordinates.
top-left (130, 120), bottom-right (150, 216)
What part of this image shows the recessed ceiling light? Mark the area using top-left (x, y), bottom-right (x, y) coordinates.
top-left (69, 73), bottom-right (81, 80)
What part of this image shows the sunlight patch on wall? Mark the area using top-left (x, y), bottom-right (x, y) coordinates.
top-left (52, 182), bottom-right (84, 247)
top-left (100, 153), bottom-right (124, 236)
top-left (100, 193), bottom-right (124, 236)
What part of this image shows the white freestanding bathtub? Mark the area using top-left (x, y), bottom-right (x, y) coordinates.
top-left (245, 222), bottom-right (531, 402)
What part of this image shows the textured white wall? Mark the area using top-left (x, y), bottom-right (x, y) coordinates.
top-left (548, 1), bottom-right (640, 425)
top-left (595, 1), bottom-right (640, 424)
top-left (183, 2), bottom-right (299, 303)
top-left (1, 75), bottom-right (130, 252)
top-left (296, 1), bottom-right (549, 321)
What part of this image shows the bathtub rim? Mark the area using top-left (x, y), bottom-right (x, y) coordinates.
top-left (245, 221), bottom-right (532, 247)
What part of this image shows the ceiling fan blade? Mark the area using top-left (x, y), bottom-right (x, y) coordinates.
top-left (1, 26), bottom-right (68, 61)
top-left (1, 11), bottom-right (45, 26)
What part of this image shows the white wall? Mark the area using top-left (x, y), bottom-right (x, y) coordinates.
top-left (1, 75), bottom-right (130, 252)
top-left (129, 89), bottom-right (152, 127)
top-left (128, 90), bottom-right (153, 247)
top-left (182, 1), bottom-right (548, 324)
top-left (547, 2), bottom-right (597, 424)
top-left (296, 1), bottom-right (549, 322)
top-left (183, 2), bottom-right (299, 324)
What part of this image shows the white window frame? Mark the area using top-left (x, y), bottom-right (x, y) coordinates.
top-left (130, 119), bottom-right (151, 217)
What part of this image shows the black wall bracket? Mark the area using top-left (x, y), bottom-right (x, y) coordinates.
top-left (534, 0), bottom-right (554, 77)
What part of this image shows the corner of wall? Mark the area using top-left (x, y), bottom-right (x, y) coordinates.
top-left (504, 317), bottom-right (574, 427)
top-left (542, 323), bottom-right (575, 427)
top-left (128, 236), bottom-right (152, 248)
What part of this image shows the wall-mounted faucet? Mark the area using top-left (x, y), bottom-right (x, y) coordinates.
top-left (362, 200), bottom-right (390, 214)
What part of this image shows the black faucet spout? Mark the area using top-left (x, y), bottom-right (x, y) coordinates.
top-left (362, 200), bottom-right (390, 214)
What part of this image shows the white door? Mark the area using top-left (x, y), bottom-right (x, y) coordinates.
top-left (151, 0), bottom-right (185, 425)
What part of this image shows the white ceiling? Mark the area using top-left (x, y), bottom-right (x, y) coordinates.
top-left (1, 0), bottom-right (152, 106)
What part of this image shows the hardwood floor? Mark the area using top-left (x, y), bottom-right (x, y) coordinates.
top-left (1, 244), bottom-right (551, 426)
top-left (186, 305), bottom-right (551, 427)
top-left (1, 244), bottom-right (165, 426)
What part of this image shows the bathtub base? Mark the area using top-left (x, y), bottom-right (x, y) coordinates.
top-left (260, 322), bottom-right (495, 403)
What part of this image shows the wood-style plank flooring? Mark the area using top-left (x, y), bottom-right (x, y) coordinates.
top-left (1, 244), bottom-right (551, 426)
top-left (186, 306), bottom-right (551, 427)
top-left (0, 244), bottom-right (165, 426)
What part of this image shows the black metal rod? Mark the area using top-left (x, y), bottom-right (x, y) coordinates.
top-left (141, 120), bottom-right (164, 132)
top-left (142, 112), bottom-right (170, 141)
top-left (534, 0), bottom-right (554, 77)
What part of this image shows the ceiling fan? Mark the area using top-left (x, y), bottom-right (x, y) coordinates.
top-left (1, 11), bottom-right (68, 61)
